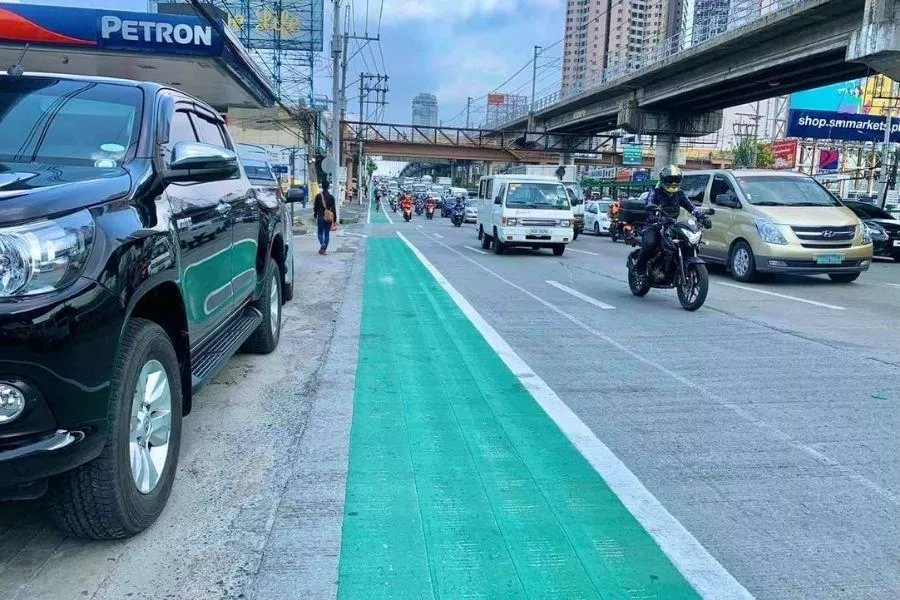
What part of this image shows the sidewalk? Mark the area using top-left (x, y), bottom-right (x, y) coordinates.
top-left (335, 236), bottom-right (699, 599)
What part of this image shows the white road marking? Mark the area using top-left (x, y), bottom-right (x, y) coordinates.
top-left (717, 281), bottom-right (846, 310)
top-left (434, 233), bottom-right (444, 239)
top-left (381, 206), bottom-right (394, 224)
top-left (464, 245), bottom-right (488, 255)
top-left (419, 231), bottom-right (898, 508)
top-left (416, 224), bottom-right (423, 229)
top-left (366, 205), bottom-right (371, 224)
top-left (546, 280), bottom-right (615, 309)
top-left (885, 283), bottom-right (900, 289)
top-left (341, 232), bottom-right (368, 239)
top-left (397, 231), bottom-right (755, 600)
top-left (567, 247), bottom-right (602, 256)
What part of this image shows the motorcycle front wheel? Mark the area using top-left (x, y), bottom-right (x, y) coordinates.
top-left (677, 263), bottom-right (709, 311)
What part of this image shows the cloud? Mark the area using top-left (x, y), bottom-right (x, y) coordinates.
top-left (380, 0), bottom-right (560, 25)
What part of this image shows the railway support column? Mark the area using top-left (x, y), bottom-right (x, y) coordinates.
top-left (847, 0), bottom-right (900, 80)
top-left (654, 135), bottom-right (679, 175)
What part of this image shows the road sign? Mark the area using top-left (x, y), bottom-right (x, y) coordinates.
top-left (322, 156), bottom-right (337, 174)
top-left (337, 167), bottom-right (347, 183)
top-left (272, 164), bottom-right (289, 174)
top-left (623, 144), bottom-right (643, 166)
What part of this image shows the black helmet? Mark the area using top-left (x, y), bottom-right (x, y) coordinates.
top-left (658, 165), bottom-right (683, 195)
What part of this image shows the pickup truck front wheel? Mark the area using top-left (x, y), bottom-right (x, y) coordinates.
top-left (243, 258), bottom-right (282, 354)
top-left (47, 319), bottom-right (183, 539)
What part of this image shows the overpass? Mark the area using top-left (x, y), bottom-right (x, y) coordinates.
top-left (494, 0), bottom-right (898, 170)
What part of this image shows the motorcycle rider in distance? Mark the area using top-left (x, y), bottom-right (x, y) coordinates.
top-left (634, 165), bottom-right (705, 277)
top-left (400, 193), bottom-right (414, 215)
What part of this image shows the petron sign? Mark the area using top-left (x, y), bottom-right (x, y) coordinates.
top-left (0, 4), bottom-right (223, 56)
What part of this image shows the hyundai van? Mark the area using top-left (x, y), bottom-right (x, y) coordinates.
top-left (682, 170), bottom-right (873, 282)
top-left (475, 175), bottom-right (574, 256)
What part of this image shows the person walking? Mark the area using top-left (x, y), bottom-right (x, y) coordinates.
top-left (314, 180), bottom-right (337, 255)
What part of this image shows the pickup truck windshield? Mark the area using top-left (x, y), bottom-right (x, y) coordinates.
top-left (736, 176), bottom-right (840, 207)
top-left (0, 78), bottom-right (142, 167)
top-left (505, 182), bottom-right (570, 210)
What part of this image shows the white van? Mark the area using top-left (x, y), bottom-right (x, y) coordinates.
top-left (476, 174), bottom-right (574, 256)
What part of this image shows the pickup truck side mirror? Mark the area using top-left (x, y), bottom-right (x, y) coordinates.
top-left (286, 188), bottom-right (306, 203)
top-left (163, 142), bottom-right (238, 183)
top-left (715, 193), bottom-right (741, 209)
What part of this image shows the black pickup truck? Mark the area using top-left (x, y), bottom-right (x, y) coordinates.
top-left (0, 73), bottom-right (297, 539)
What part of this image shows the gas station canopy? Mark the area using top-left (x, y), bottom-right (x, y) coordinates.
top-left (0, 3), bottom-right (277, 109)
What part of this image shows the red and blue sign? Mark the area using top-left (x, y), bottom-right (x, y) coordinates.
top-left (0, 4), bottom-right (222, 56)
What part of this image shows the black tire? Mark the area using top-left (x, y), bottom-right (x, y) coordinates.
top-left (481, 228), bottom-right (491, 249)
top-left (282, 251), bottom-right (295, 302)
top-left (572, 228), bottom-right (579, 241)
top-left (242, 258), bottom-right (282, 354)
top-left (594, 223), bottom-right (601, 236)
top-left (47, 319), bottom-right (183, 539)
top-left (552, 244), bottom-right (566, 256)
top-left (492, 232), bottom-right (505, 255)
top-left (477, 227), bottom-right (483, 240)
top-left (729, 241), bottom-right (758, 283)
top-left (828, 272), bottom-right (861, 283)
top-left (678, 263), bottom-right (709, 311)
top-left (610, 227), bottom-right (619, 242)
top-left (627, 252), bottom-right (651, 297)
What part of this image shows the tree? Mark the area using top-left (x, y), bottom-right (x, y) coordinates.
top-left (366, 159), bottom-right (377, 177)
top-left (732, 137), bottom-right (756, 168)
top-left (756, 143), bottom-right (775, 169)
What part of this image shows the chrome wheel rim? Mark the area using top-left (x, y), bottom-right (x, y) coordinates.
top-left (681, 267), bottom-right (699, 303)
top-left (270, 272), bottom-right (280, 336)
top-left (733, 248), bottom-right (750, 277)
top-left (129, 360), bottom-right (172, 495)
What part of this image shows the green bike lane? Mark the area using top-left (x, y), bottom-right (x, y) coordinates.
top-left (369, 191), bottom-right (393, 225)
top-left (337, 234), bottom-right (704, 599)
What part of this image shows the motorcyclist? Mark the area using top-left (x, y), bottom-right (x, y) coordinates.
top-left (634, 165), bottom-right (703, 276)
top-left (454, 195), bottom-right (467, 211)
top-left (400, 194), bottom-right (414, 214)
top-left (425, 196), bottom-right (436, 213)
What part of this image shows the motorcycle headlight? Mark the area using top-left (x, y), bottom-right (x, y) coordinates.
top-left (559, 220), bottom-right (571, 227)
top-left (755, 218), bottom-right (788, 245)
top-left (0, 210), bottom-right (95, 298)
top-left (685, 229), bottom-right (702, 245)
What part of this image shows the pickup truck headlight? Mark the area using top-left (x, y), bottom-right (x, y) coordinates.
top-left (0, 210), bottom-right (95, 298)
top-left (502, 217), bottom-right (517, 226)
top-left (559, 220), bottom-right (571, 228)
top-left (755, 218), bottom-right (788, 245)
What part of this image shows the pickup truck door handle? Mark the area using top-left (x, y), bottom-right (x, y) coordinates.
top-left (215, 203), bottom-right (231, 215)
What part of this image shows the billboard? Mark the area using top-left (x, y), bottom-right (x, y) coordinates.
top-left (787, 75), bottom-right (900, 142)
top-left (215, 0), bottom-right (324, 52)
top-left (770, 139), bottom-right (797, 169)
top-left (623, 143), bottom-right (643, 165)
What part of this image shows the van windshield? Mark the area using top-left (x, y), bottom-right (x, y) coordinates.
top-left (736, 176), bottom-right (840, 207)
top-left (505, 182), bottom-right (570, 210)
top-left (0, 77), bottom-right (142, 167)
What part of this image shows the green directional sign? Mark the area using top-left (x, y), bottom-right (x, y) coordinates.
top-left (623, 143), bottom-right (643, 165)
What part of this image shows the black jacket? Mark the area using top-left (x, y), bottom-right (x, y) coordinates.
top-left (645, 187), bottom-right (696, 220)
top-left (314, 191), bottom-right (337, 220)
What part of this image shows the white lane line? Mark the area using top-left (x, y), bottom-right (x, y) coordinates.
top-left (416, 224), bottom-right (423, 229)
top-left (434, 233), bottom-right (444, 239)
top-left (419, 232), bottom-right (898, 507)
top-left (341, 231), bottom-right (368, 239)
top-left (366, 204), bottom-right (371, 224)
top-left (397, 231), bottom-right (754, 600)
top-left (567, 247), bottom-right (602, 256)
top-left (716, 281), bottom-right (846, 310)
top-left (885, 283), bottom-right (900, 289)
top-left (381, 206), bottom-right (394, 225)
top-left (464, 245), bottom-right (488, 255)
top-left (546, 280), bottom-right (615, 309)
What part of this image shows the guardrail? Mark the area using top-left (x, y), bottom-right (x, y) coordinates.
top-left (497, 0), bottom-right (806, 127)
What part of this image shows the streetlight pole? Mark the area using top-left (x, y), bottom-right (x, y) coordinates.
top-left (878, 79), bottom-right (898, 208)
top-left (528, 45), bottom-right (542, 131)
top-left (466, 97), bottom-right (472, 129)
top-left (330, 0), bottom-right (342, 224)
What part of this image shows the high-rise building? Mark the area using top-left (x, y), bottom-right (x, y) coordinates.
top-left (692, 0), bottom-right (730, 45)
top-left (411, 93), bottom-right (438, 128)
top-left (561, 1), bottom-right (673, 93)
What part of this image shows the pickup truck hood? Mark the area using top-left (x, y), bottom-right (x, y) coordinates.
top-left (755, 205), bottom-right (858, 226)
top-left (0, 162), bottom-right (132, 224)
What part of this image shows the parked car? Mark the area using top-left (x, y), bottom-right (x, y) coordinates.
top-left (476, 174), bottom-right (574, 256)
top-left (684, 170), bottom-right (873, 282)
top-left (584, 200), bottom-right (611, 235)
top-left (842, 200), bottom-right (900, 261)
top-left (0, 73), bottom-right (297, 539)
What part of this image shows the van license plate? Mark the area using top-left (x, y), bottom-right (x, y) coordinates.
top-left (529, 228), bottom-right (550, 236)
top-left (816, 254), bottom-right (843, 265)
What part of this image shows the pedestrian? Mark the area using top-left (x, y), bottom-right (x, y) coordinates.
top-left (314, 180), bottom-right (337, 255)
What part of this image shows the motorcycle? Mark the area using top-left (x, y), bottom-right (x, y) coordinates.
top-left (451, 205), bottom-right (465, 227)
top-left (390, 198), bottom-right (398, 212)
top-left (425, 204), bottom-right (436, 220)
top-left (402, 205), bottom-right (413, 222)
top-left (626, 206), bottom-right (715, 312)
top-left (608, 214), bottom-right (634, 242)
top-left (414, 200), bottom-right (424, 216)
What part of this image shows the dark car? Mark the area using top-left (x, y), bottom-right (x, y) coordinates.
top-left (843, 200), bottom-right (900, 261)
top-left (0, 73), bottom-right (298, 539)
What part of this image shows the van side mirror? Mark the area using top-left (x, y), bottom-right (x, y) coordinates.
top-left (715, 193), bottom-right (741, 209)
top-left (163, 142), bottom-right (238, 183)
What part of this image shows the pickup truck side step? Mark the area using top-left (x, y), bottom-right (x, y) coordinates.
top-left (190, 307), bottom-right (263, 392)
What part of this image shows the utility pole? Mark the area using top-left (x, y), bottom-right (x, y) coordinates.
top-left (466, 97), bottom-right (472, 129)
top-left (359, 73), bottom-right (365, 199)
top-left (528, 45), bottom-right (542, 131)
top-left (330, 0), bottom-right (342, 223)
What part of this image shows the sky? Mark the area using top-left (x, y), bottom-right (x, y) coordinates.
top-left (7, 0), bottom-right (567, 126)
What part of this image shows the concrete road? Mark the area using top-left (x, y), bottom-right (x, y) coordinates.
top-left (0, 232), bottom-right (364, 600)
top-left (386, 215), bottom-right (899, 599)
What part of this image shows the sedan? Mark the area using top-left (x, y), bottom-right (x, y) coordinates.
top-left (584, 200), bottom-right (611, 236)
top-left (464, 199), bottom-right (478, 223)
top-left (843, 200), bottom-right (900, 261)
